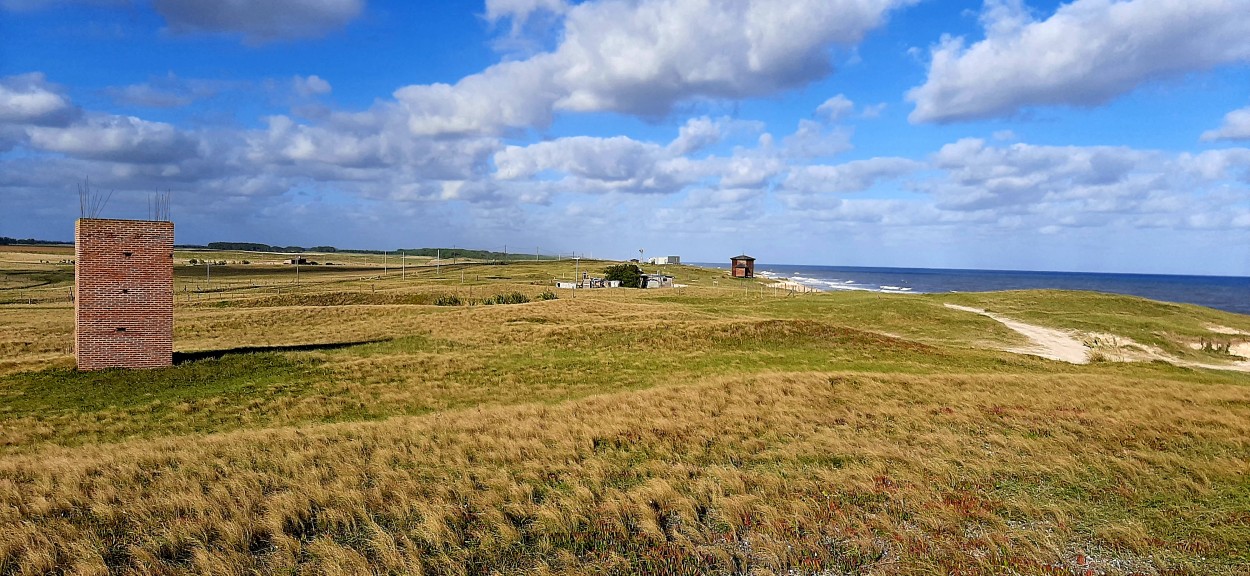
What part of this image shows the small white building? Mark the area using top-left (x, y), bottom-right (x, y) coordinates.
top-left (647, 256), bottom-right (680, 265)
top-left (639, 273), bottom-right (674, 289)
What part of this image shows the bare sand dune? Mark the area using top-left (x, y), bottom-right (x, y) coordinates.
top-left (944, 304), bottom-right (1089, 363)
top-left (1206, 324), bottom-right (1249, 335)
top-left (945, 303), bottom-right (1250, 372)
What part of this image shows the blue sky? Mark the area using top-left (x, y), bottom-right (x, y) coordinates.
top-left (2, 0), bottom-right (1248, 275)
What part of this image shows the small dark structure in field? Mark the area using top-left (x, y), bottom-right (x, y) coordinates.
top-left (75, 218), bottom-right (174, 370)
top-left (730, 254), bottom-right (755, 278)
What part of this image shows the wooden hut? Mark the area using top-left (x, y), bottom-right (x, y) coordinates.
top-left (730, 254), bottom-right (755, 278)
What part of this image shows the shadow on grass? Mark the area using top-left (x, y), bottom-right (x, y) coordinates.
top-left (0, 341), bottom-right (388, 420)
top-left (174, 340), bottom-right (388, 364)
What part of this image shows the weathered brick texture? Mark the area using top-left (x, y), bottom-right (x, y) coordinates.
top-left (75, 218), bottom-right (174, 371)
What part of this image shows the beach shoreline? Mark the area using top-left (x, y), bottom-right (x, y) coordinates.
top-left (766, 279), bottom-right (820, 293)
top-left (689, 262), bottom-right (1248, 314)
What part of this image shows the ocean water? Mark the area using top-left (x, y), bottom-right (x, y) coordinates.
top-left (696, 264), bottom-right (1250, 316)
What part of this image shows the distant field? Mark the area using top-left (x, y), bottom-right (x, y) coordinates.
top-left (1, 244), bottom-right (1248, 575)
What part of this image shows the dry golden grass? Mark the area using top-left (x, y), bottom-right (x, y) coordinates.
top-left (1, 371), bottom-right (1247, 574)
top-left (1, 248), bottom-right (1248, 574)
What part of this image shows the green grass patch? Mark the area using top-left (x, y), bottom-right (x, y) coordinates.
top-left (0, 353), bottom-right (340, 450)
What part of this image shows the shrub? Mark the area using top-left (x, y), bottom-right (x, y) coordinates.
top-left (1201, 339), bottom-right (1231, 354)
top-left (435, 294), bottom-right (462, 306)
top-left (604, 263), bottom-right (642, 288)
top-left (538, 290), bottom-right (558, 301)
top-left (484, 292), bottom-right (531, 305)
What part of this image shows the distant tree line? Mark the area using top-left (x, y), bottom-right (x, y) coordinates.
top-left (197, 242), bottom-right (560, 261)
top-left (0, 237), bottom-right (71, 246)
top-left (393, 248), bottom-right (558, 261)
top-left (205, 242), bottom-right (311, 253)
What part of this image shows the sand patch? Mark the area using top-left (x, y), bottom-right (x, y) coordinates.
top-left (769, 280), bottom-right (819, 293)
top-left (944, 304), bottom-right (1250, 372)
top-left (1205, 324), bottom-right (1248, 335)
top-left (944, 304), bottom-right (1089, 364)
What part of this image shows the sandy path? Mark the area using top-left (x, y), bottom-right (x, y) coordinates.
top-left (944, 304), bottom-right (1250, 372)
top-left (945, 304), bottom-right (1089, 364)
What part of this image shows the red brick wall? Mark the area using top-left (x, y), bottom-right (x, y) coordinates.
top-left (731, 258), bottom-right (755, 278)
top-left (75, 219), bottom-right (174, 371)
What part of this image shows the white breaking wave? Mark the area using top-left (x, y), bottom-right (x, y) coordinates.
top-left (758, 269), bottom-right (919, 295)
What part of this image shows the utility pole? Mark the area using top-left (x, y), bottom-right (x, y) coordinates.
top-left (402, 251), bottom-right (406, 280)
top-left (536, 246), bottom-right (539, 262)
top-left (383, 251), bottom-right (387, 275)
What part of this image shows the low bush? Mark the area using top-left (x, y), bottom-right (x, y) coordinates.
top-left (603, 263), bottom-right (642, 288)
top-left (1201, 338), bottom-right (1232, 354)
top-left (435, 294), bottom-right (463, 306)
top-left (483, 292), bottom-right (531, 305)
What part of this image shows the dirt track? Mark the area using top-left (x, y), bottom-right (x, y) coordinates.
top-left (944, 303), bottom-right (1250, 372)
top-left (944, 304), bottom-right (1089, 363)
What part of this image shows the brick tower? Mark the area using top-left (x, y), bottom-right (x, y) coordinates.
top-left (75, 218), bottom-right (174, 370)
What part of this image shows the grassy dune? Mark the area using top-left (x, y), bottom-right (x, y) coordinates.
top-left (1, 245), bottom-right (1248, 575)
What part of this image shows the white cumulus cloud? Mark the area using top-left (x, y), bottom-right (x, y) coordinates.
top-left (909, 0), bottom-right (1250, 123)
top-left (553, 0), bottom-right (909, 116)
top-left (0, 72), bottom-right (78, 126)
top-left (1201, 106), bottom-right (1250, 142)
top-left (293, 75), bottom-right (332, 97)
top-left (398, 0), bottom-right (912, 136)
top-left (816, 94), bottom-right (855, 122)
top-left (784, 157), bottom-right (923, 194)
top-left (394, 59), bottom-right (560, 137)
top-left (926, 137), bottom-right (1151, 210)
top-left (667, 117), bottom-right (726, 156)
top-left (26, 114), bottom-right (200, 163)
top-left (493, 135), bottom-right (693, 194)
top-left (782, 120), bottom-right (853, 159)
